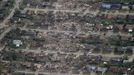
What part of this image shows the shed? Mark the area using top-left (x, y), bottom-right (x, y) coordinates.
top-left (101, 3), bottom-right (112, 9)
top-left (13, 40), bottom-right (23, 47)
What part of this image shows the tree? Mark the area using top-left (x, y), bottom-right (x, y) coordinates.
top-left (123, 55), bottom-right (128, 60)
top-left (0, 66), bottom-right (2, 73)
top-left (125, 48), bottom-right (133, 55)
top-left (113, 26), bottom-right (120, 33)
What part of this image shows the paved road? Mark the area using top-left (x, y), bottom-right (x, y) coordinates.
top-left (21, 28), bottom-right (132, 37)
top-left (24, 7), bottom-right (100, 16)
top-left (0, 45), bottom-right (5, 51)
top-left (0, 0), bottom-right (22, 26)
top-left (24, 7), bottom-right (134, 16)
top-left (16, 70), bottom-right (83, 75)
top-left (0, 27), bottom-right (11, 41)
top-left (0, 0), bottom-right (22, 41)
top-left (18, 48), bottom-right (124, 58)
top-left (21, 28), bottom-right (86, 35)
top-left (24, 8), bottom-right (80, 13)
top-left (100, 11), bottom-right (130, 15)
